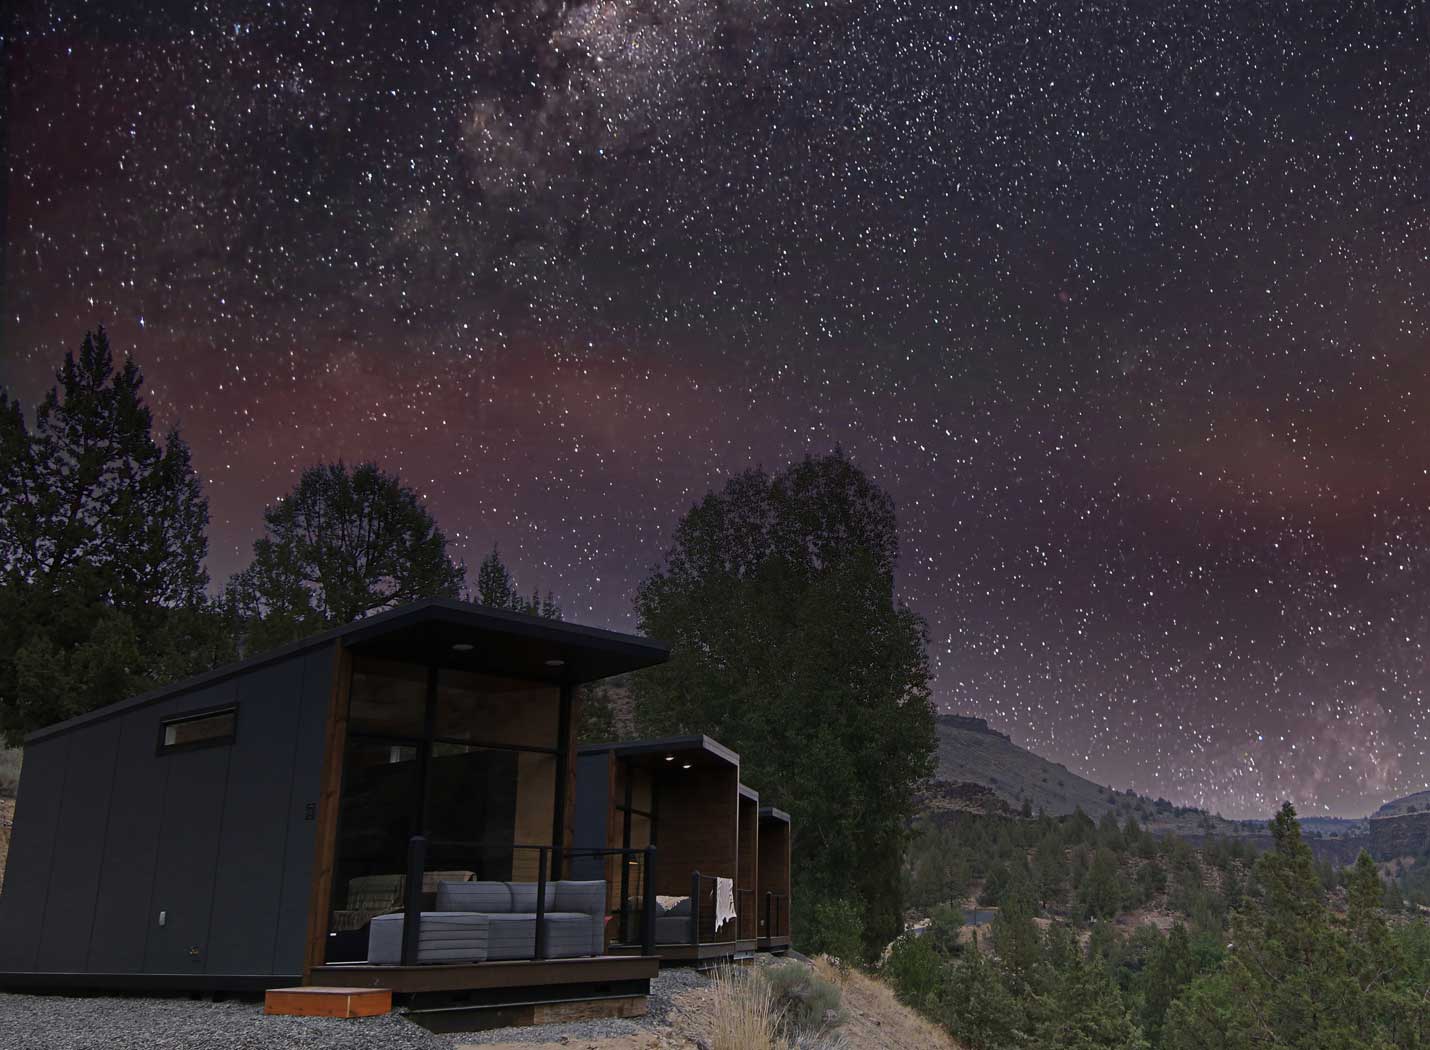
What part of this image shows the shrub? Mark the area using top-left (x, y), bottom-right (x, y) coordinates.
top-left (802, 897), bottom-right (864, 966)
top-left (882, 933), bottom-right (945, 1011)
top-left (763, 958), bottom-right (845, 1037)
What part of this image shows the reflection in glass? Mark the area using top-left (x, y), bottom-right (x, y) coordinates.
top-left (349, 658), bottom-right (427, 737)
top-left (436, 671), bottom-right (559, 746)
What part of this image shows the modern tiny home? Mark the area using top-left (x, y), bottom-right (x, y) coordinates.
top-left (574, 736), bottom-right (744, 964)
top-left (0, 599), bottom-right (669, 1021)
top-left (757, 807), bottom-right (791, 953)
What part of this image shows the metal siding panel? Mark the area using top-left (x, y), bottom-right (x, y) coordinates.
top-left (34, 720), bottom-right (121, 971)
top-left (0, 735), bottom-right (71, 972)
top-left (86, 701), bottom-right (176, 973)
top-left (141, 683), bottom-right (235, 975)
top-left (204, 657), bottom-right (305, 976)
top-left (271, 647), bottom-right (332, 974)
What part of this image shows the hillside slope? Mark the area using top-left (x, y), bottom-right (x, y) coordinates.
top-left (934, 715), bottom-right (1233, 834)
top-left (1374, 788), bottom-right (1430, 818)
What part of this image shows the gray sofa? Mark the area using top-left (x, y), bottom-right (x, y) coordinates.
top-left (368, 879), bottom-right (607, 965)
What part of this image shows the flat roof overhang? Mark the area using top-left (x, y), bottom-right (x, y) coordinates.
top-left (738, 783), bottom-right (759, 803)
top-left (578, 734), bottom-right (740, 772)
top-left (28, 598), bottom-right (668, 743)
top-left (342, 600), bottom-right (669, 684)
top-left (759, 806), bottom-right (791, 824)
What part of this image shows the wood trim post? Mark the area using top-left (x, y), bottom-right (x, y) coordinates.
top-left (302, 641), bottom-right (352, 980)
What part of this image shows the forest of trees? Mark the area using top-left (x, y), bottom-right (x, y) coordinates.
top-left (886, 804), bottom-right (1430, 1048)
top-left (0, 331), bottom-right (561, 743)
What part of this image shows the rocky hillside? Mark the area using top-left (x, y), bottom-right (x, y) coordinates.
top-left (933, 715), bottom-right (1236, 834)
top-left (1374, 788), bottom-right (1430, 818)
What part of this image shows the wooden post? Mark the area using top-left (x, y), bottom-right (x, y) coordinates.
top-left (400, 835), bottom-right (427, 965)
top-left (642, 845), bottom-right (658, 956)
top-left (302, 641), bottom-right (352, 980)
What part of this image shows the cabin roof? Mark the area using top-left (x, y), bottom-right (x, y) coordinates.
top-left (578, 734), bottom-right (740, 769)
top-left (738, 782), bottom-right (760, 802)
top-left (27, 598), bottom-right (669, 743)
top-left (759, 806), bottom-right (791, 824)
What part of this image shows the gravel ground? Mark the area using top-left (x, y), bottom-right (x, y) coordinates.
top-left (451, 966), bottom-right (710, 1046)
top-left (0, 992), bottom-right (446, 1050)
top-left (0, 969), bottom-right (712, 1049)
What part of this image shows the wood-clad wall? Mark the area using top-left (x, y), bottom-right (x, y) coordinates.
top-left (757, 817), bottom-right (790, 936)
top-left (651, 763), bottom-right (738, 896)
top-left (737, 795), bottom-right (758, 894)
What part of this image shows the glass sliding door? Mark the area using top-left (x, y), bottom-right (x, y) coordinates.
top-left (326, 657), bottom-right (566, 962)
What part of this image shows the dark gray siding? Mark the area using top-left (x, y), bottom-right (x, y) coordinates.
top-left (271, 646), bottom-right (334, 974)
top-left (0, 646), bottom-right (334, 983)
top-left (142, 681), bottom-right (237, 974)
top-left (34, 718), bottom-right (121, 972)
top-left (0, 734), bottom-right (70, 971)
top-left (86, 697), bottom-right (180, 973)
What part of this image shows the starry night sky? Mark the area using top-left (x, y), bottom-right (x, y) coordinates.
top-left (3, 2), bottom-right (1430, 818)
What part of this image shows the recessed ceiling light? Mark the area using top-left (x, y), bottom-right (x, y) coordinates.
top-left (665, 755), bottom-right (675, 762)
top-left (682, 763), bottom-right (693, 770)
top-left (544, 658), bottom-right (565, 668)
top-left (452, 642), bottom-right (475, 652)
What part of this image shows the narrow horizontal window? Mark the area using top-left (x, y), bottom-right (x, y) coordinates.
top-left (158, 707), bottom-right (237, 753)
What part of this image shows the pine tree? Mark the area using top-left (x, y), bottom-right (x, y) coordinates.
top-left (476, 545), bottom-right (520, 609)
top-left (226, 461), bottom-right (465, 650)
top-left (0, 329), bottom-right (225, 741)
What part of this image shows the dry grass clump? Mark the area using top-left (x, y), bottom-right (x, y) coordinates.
top-left (813, 954), bottom-right (959, 1050)
top-left (708, 965), bottom-right (785, 1050)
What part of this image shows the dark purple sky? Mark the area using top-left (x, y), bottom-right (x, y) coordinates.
top-left (4, 2), bottom-right (1430, 817)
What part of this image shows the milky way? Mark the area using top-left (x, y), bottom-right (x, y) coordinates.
top-left (4, 2), bottom-right (1430, 817)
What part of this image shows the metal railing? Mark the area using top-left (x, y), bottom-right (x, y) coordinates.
top-left (395, 835), bottom-right (658, 965)
top-left (764, 891), bottom-right (789, 939)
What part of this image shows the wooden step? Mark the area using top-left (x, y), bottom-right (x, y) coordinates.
top-left (265, 985), bottom-right (392, 1018)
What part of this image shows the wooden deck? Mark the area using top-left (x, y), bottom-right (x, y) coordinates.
top-left (308, 954), bottom-right (658, 994)
top-left (757, 935), bottom-right (792, 952)
top-left (608, 940), bottom-right (739, 963)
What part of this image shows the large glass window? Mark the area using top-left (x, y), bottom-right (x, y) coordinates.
top-left (435, 671), bottom-right (560, 747)
top-left (349, 658), bottom-right (427, 737)
top-left (328, 658), bottom-right (568, 961)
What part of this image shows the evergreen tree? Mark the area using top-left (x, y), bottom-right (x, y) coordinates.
top-left (632, 451), bottom-right (935, 960)
top-left (1139, 922), bottom-right (1196, 1043)
top-left (0, 329), bottom-right (226, 741)
top-left (1080, 846), bottom-right (1123, 920)
top-left (226, 461), bottom-right (465, 650)
top-left (475, 545), bottom-right (563, 619)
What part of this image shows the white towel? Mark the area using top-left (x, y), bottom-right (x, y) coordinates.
top-left (714, 876), bottom-right (737, 933)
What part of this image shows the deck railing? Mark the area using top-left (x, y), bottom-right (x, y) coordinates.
top-left (395, 835), bottom-right (658, 965)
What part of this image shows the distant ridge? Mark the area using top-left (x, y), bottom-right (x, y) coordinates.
top-left (932, 713), bottom-right (1235, 835)
top-left (1373, 788), bottom-right (1430, 819)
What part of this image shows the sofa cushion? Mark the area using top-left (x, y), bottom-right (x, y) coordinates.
top-left (552, 880), bottom-right (604, 917)
top-left (484, 913), bottom-right (537, 961)
top-left (437, 880), bottom-right (512, 913)
top-left (505, 881), bottom-right (556, 913)
top-left (542, 913), bottom-right (598, 959)
top-left (367, 911), bottom-right (489, 965)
